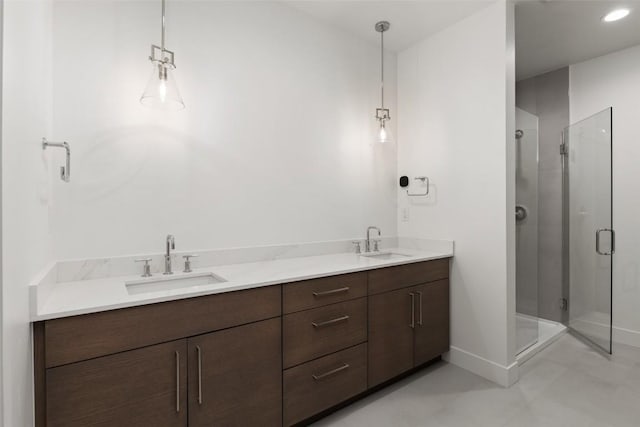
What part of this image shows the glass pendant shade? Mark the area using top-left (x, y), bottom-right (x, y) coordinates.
top-left (140, 63), bottom-right (185, 111)
top-left (375, 107), bottom-right (391, 144)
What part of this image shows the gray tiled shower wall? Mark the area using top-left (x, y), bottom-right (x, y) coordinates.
top-left (516, 67), bottom-right (570, 323)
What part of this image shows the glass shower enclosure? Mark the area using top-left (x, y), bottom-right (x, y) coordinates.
top-left (515, 106), bottom-right (613, 357)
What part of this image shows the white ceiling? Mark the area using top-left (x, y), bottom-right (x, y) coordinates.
top-left (284, 1), bottom-right (640, 81)
top-left (285, 0), bottom-right (493, 52)
top-left (516, 0), bottom-right (640, 80)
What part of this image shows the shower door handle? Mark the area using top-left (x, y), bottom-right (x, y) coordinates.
top-left (596, 229), bottom-right (615, 255)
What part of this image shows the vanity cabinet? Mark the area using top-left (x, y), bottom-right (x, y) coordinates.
top-left (35, 286), bottom-right (282, 427)
top-left (413, 280), bottom-right (450, 366)
top-left (188, 318), bottom-right (282, 427)
top-left (368, 287), bottom-right (416, 387)
top-left (46, 339), bottom-right (188, 427)
top-left (45, 320), bottom-right (283, 427)
top-left (282, 272), bottom-right (369, 425)
top-left (368, 259), bottom-right (450, 388)
top-left (35, 258), bottom-right (451, 427)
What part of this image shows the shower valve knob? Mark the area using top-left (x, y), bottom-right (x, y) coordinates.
top-left (515, 205), bottom-right (528, 222)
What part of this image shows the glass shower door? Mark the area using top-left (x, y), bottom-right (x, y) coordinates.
top-left (564, 107), bottom-right (613, 354)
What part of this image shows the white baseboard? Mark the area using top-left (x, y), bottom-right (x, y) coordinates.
top-left (443, 346), bottom-right (519, 387)
top-left (613, 326), bottom-right (640, 348)
top-left (571, 317), bottom-right (640, 349)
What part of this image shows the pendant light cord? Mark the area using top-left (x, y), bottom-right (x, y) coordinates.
top-left (380, 29), bottom-right (384, 109)
top-left (161, 0), bottom-right (166, 54)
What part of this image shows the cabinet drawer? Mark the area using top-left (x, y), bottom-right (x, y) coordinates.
top-left (283, 344), bottom-right (367, 426)
top-left (283, 272), bottom-right (367, 314)
top-left (44, 285), bottom-right (281, 367)
top-left (283, 298), bottom-right (367, 368)
top-left (368, 259), bottom-right (450, 295)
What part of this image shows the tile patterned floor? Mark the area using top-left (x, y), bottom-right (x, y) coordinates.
top-left (312, 335), bottom-right (640, 427)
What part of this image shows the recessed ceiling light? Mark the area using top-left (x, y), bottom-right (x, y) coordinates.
top-left (603, 8), bottom-right (630, 22)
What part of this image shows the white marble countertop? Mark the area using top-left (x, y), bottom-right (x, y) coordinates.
top-left (31, 246), bottom-right (452, 321)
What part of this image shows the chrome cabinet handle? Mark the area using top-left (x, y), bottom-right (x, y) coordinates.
top-left (312, 315), bottom-right (349, 328)
top-left (596, 228), bottom-right (616, 255)
top-left (417, 291), bottom-right (423, 326)
top-left (312, 363), bottom-right (350, 381)
top-left (196, 345), bottom-right (203, 405)
top-left (175, 351), bottom-right (180, 413)
top-left (409, 292), bottom-right (415, 329)
top-left (313, 287), bottom-right (350, 297)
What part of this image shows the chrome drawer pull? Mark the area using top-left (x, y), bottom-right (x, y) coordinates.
top-left (196, 345), bottom-right (203, 405)
top-left (312, 287), bottom-right (350, 297)
top-left (312, 315), bottom-right (350, 328)
top-left (409, 293), bottom-right (415, 329)
top-left (417, 291), bottom-right (423, 326)
top-left (175, 351), bottom-right (180, 413)
top-left (312, 363), bottom-right (350, 381)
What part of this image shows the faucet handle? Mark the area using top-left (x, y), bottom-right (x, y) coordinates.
top-left (373, 240), bottom-right (381, 252)
top-left (134, 258), bottom-right (152, 277)
top-left (351, 241), bottom-right (362, 254)
top-left (183, 254), bottom-right (199, 273)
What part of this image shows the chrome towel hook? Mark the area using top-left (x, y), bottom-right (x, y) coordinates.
top-left (42, 138), bottom-right (71, 182)
top-left (407, 176), bottom-right (429, 197)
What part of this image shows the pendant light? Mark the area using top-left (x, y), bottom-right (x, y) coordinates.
top-left (140, 0), bottom-right (185, 110)
top-left (375, 21), bottom-right (390, 144)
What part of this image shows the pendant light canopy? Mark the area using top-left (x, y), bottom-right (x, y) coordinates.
top-left (140, 0), bottom-right (185, 110)
top-left (375, 21), bottom-right (390, 144)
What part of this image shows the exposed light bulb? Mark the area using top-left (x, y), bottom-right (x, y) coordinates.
top-left (378, 123), bottom-right (389, 144)
top-left (603, 8), bottom-right (630, 22)
top-left (140, 62), bottom-right (184, 111)
top-left (158, 79), bottom-right (167, 103)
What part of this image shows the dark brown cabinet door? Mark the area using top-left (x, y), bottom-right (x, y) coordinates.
top-left (188, 317), bottom-right (282, 427)
top-left (46, 339), bottom-right (188, 427)
top-left (368, 287), bottom-right (415, 387)
top-left (414, 280), bottom-right (450, 366)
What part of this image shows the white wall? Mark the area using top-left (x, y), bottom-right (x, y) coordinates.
top-left (51, 0), bottom-right (398, 260)
top-left (397, 1), bottom-right (517, 385)
top-left (2, 0), bottom-right (54, 426)
top-left (570, 45), bottom-right (640, 348)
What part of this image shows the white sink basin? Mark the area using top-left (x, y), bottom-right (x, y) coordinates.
top-left (125, 272), bottom-right (227, 295)
top-left (360, 251), bottom-right (412, 261)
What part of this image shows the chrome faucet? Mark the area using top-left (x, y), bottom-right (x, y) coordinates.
top-left (366, 226), bottom-right (381, 252)
top-left (164, 234), bottom-right (176, 275)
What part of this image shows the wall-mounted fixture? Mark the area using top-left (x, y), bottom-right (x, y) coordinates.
top-left (374, 21), bottom-right (391, 144)
top-left (400, 175), bottom-right (429, 197)
top-left (42, 138), bottom-right (71, 183)
top-left (140, 0), bottom-right (185, 110)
